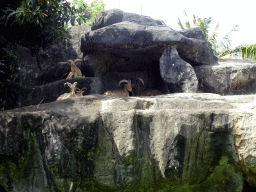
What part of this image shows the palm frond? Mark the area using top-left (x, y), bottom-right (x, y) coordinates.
top-left (177, 18), bottom-right (185, 29)
top-left (193, 14), bottom-right (196, 26)
top-left (217, 24), bottom-right (239, 50)
top-left (185, 21), bottom-right (191, 29)
top-left (208, 23), bottom-right (219, 54)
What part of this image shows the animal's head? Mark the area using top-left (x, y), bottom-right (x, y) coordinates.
top-left (64, 82), bottom-right (77, 92)
top-left (75, 87), bottom-right (87, 95)
top-left (118, 79), bottom-right (132, 92)
top-left (132, 78), bottom-right (144, 88)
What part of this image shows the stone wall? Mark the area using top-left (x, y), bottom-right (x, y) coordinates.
top-left (1, 93), bottom-right (255, 191)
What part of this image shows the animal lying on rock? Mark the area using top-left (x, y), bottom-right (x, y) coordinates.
top-left (132, 78), bottom-right (163, 96)
top-left (75, 87), bottom-right (87, 96)
top-left (56, 82), bottom-right (78, 100)
top-left (103, 80), bottom-right (133, 97)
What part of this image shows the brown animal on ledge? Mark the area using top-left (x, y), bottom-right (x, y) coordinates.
top-left (132, 78), bottom-right (163, 96)
top-left (103, 80), bottom-right (132, 97)
top-left (56, 82), bottom-right (78, 100)
top-left (66, 60), bottom-right (84, 79)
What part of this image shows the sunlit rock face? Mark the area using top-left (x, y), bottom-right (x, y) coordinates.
top-left (2, 93), bottom-right (256, 191)
top-left (194, 59), bottom-right (256, 95)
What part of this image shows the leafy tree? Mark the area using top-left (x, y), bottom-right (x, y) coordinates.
top-left (178, 11), bottom-right (212, 39)
top-left (1, 0), bottom-right (91, 55)
top-left (0, 0), bottom-right (94, 110)
top-left (239, 44), bottom-right (256, 60)
top-left (72, 0), bottom-right (105, 25)
top-left (177, 11), bottom-right (238, 58)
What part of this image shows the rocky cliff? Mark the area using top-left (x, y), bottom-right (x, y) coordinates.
top-left (1, 93), bottom-right (256, 191)
top-left (1, 8), bottom-right (256, 192)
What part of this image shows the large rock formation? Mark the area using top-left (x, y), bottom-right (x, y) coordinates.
top-left (7, 26), bottom-right (95, 110)
top-left (12, 9), bottom-right (256, 111)
top-left (37, 25), bottom-right (91, 71)
top-left (2, 8), bottom-right (256, 191)
top-left (1, 93), bottom-right (256, 191)
top-left (82, 9), bottom-right (217, 66)
top-left (16, 25), bottom-right (91, 87)
top-left (81, 9), bottom-right (218, 94)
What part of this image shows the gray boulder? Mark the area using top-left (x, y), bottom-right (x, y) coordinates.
top-left (15, 25), bottom-right (91, 87)
top-left (81, 9), bottom-right (218, 94)
top-left (38, 25), bottom-right (91, 71)
top-left (160, 46), bottom-right (198, 93)
top-left (16, 45), bottom-right (41, 86)
top-left (91, 8), bottom-right (164, 31)
top-left (194, 59), bottom-right (256, 94)
top-left (81, 9), bottom-right (217, 66)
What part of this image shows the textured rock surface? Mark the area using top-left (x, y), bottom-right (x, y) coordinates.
top-left (91, 9), bottom-right (163, 31)
top-left (80, 9), bottom-right (217, 97)
top-left (38, 25), bottom-right (91, 71)
top-left (8, 26), bottom-right (94, 110)
top-left (88, 9), bottom-right (218, 66)
top-left (2, 93), bottom-right (256, 191)
top-left (195, 59), bottom-right (256, 94)
top-left (82, 21), bottom-right (217, 66)
top-left (15, 45), bottom-right (41, 86)
top-left (16, 25), bottom-right (91, 86)
top-left (160, 46), bottom-right (198, 93)
top-left (2, 8), bottom-right (256, 191)
top-left (26, 77), bottom-right (102, 106)
top-left (38, 59), bottom-right (84, 85)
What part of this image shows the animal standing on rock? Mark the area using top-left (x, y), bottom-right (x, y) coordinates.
top-left (66, 60), bottom-right (84, 79)
top-left (56, 82), bottom-right (78, 100)
top-left (103, 80), bottom-right (133, 97)
top-left (132, 78), bottom-right (163, 96)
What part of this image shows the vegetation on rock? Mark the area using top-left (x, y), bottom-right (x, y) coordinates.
top-left (240, 44), bottom-right (256, 60)
top-left (177, 11), bottom-right (238, 58)
top-left (1, 0), bottom-right (91, 52)
top-left (0, 0), bottom-right (105, 111)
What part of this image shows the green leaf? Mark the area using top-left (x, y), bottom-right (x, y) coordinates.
top-left (77, 17), bottom-right (81, 25)
top-left (177, 18), bottom-right (184, 29)
top-left (35, 6), bottom-right (40, 13)
top-left (71, 17), bottom-right (75, 26)
top-left (185, 21), bottom-right (190, 29)
top-left (6, 10), bottom-right (18, 23)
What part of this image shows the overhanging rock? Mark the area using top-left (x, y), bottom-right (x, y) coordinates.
top-left (81, 9), bottom-right (218, 66)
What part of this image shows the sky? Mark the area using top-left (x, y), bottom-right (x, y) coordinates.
top-left (75, 0), bottom-right (256, 48)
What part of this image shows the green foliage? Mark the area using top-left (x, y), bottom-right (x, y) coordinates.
top-left (72, 0), bottom-right (105, 25)
top-left (240, 44), bottom-right (256, 60)
top-left (122, 150), bottom-right (139, 168)
top-left (0, 143), bottom-right (244, 192)
top-left (0, 43), bottom-right (33, 111)
top-left (0, 0), bottom-right (91, 54)
top-left (0, 37), bottom-right (19, 111)
top-left (223, 43), bottom-right (256, 60)
top-left (193, 155), bottom-right (243, 192)
top-left (238, 159), bottom-right (256, 188)
top-left (177, 11), bottom-right (238, 58)
top-left (0, 0), bottom-right (99, 110)
top-left (0, 157), bottom-right (30, 189)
